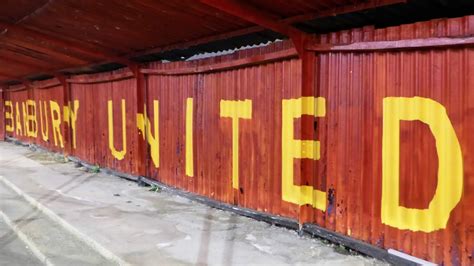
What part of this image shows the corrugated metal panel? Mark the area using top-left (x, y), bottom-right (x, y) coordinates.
top-left (309, 15), bottom-right (474, 265)
top-left (4, 83), bottom-right (67, 153)
top-left (69, 70), bottom-right (141, 175)
top-left (145, 41), bottom-right (299, 218)
top-left (2, 15), bottom-right (474, 265)
top-left (4, 87), bottom-right (31, 144)
top-left (0, 90), bottom-right (4, 141)
top-left (33, 84), bottom-right (65, 153)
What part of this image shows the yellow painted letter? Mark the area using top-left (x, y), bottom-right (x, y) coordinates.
top-left (50, 101), bottom-right (64, 148)
top-left (186, 98), bottom-right (194, 177)
top-left (63, 100), bottom-right (80, 149)
top-left (108, 99), bottom-right (127, 160)
top-left (137, 101), bottom-right (159, 168)
top-left (22, 102), bottom-right (28, 135)
top-left (25, 100), bottom-right (38, 138)
top-left (15, 102), bottom-right (23, 136)
top-left (220, 99), bottom-right (252, 190)
top-left (282, 97), bottom-right (326, 211)
top-left (5, 101), bottom-right (14, 132)
top-left (39, 101), bottom-right (49, 141)
top-left (382, 97), bottom-right (463, 232)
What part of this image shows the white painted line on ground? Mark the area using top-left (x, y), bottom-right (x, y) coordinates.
top-left (0, 175), bottom-right (130, 266)
top-left (388, 249), bottom-right (437, 266)
top-left (0, 210), bottom-right (53, 266)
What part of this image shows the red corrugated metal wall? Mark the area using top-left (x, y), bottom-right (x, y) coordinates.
top-left (5, 88), bottom-right (31, 144)
top-left (1, 15), bottom-right (473, 265)
top-left (0, 90), bottom-right (4, 141)
top-left (145, 41), bottom-right (300, 218)
top-left (34, 84), bottom-right (65, 153)
top-left (69, 72), bottom-right (141, 175)
top-left (311, 16), bottom-right (474, 265)
top-left (4, 84), bottom-right (66, 153)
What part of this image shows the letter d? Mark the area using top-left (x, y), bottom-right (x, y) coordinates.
top-left (382, 97), bottom-right (463, 232)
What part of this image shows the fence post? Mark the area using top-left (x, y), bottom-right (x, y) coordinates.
top-left (130, 65), bottom-right (149, 177)
top-left (55, 74), bottom-right (72, 156)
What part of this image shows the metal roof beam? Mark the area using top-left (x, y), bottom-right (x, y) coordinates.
top-left (0, 53), bottom-right (49, 71)
top-left (0, 21), bottom-right (134, 66)
top-left (283, 0), bottom-right (407, 24)
top-left (21, 79), bottom-right (32, 88)
top-left (199, 0), bottom-right (311, 55)
top-left (200, 0), bottom-right (301, 38)
top-left (130, 0), bottom-right (405, 59)
top-left (0, 71), bottom-right (17, 80)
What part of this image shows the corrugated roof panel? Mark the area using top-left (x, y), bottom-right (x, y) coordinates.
top-left (1, 0), bottom-right (474, 84)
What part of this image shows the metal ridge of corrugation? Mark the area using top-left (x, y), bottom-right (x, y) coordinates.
top-left (2, 15), bottom-right (474, 266)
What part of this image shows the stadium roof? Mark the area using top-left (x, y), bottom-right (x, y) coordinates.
top-left (1, 0), bottom-right (474, 84)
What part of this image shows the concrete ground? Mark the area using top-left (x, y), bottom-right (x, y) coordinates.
top-left (0, 218), bottom-right (42, 266)
top-left (0, 141), bottom-right (385, 266)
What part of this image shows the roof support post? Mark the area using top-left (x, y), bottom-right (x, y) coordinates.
top-left (22, 79), bottom-right (37, 146)
top-left (201, 0), bottom-right (321, 225)
top-left (55, 73), bottom-right (73, 155)
top-left (22, 79), bottom-right (34, 102)
top-left (300, 49), bottom-right (318, 226)
top-left (129, 64), bottom-right (149, 177)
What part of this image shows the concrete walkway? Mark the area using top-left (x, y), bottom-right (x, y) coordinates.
top-left (0, 142), bottom-right (384, 266)
top-left (0, 217), bottom-right (42, 266)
